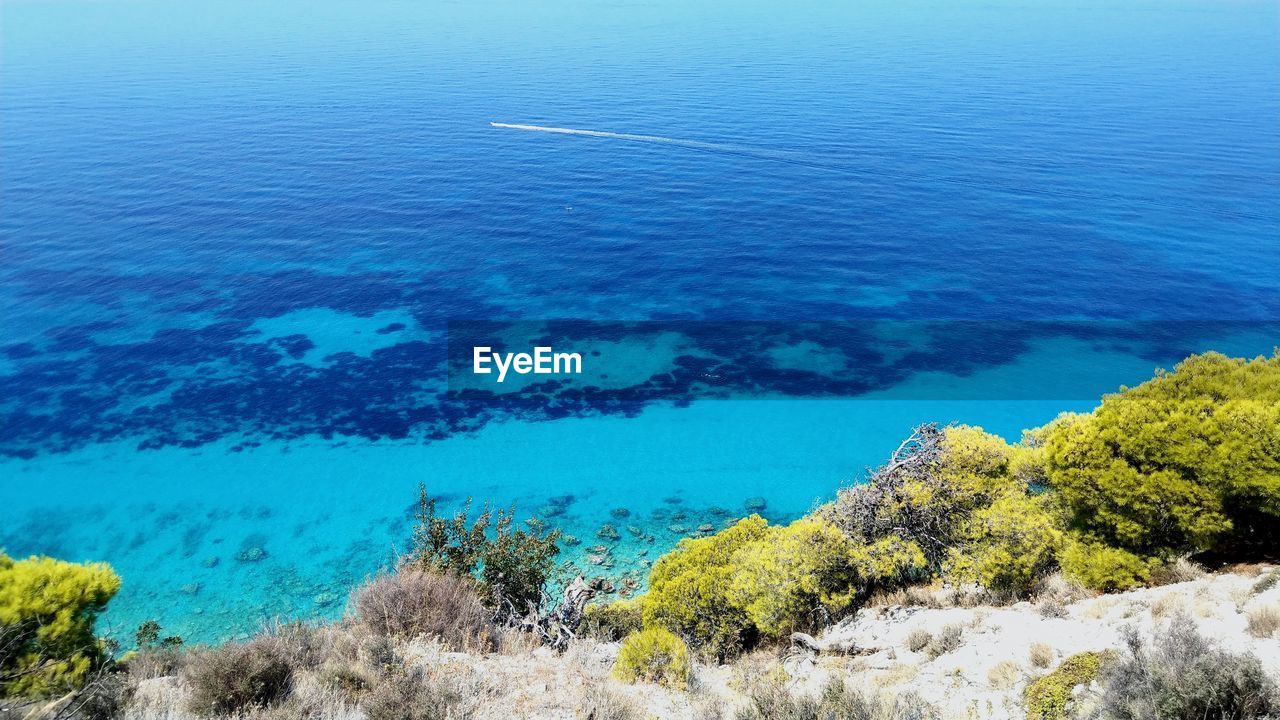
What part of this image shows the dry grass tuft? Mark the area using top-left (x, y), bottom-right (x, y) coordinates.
top-left (362, 667), bottom-right (488, 720)
top-left (183, 635), bottom-right (295, 716)
top-left (923, 624), bottom-right (964, 660)
top-left (986, 660), bottom-right (1021, 689)
top-left (875, 663), bottom-right (919, 688)
top-left (1223, 563), bottom-right (1270, 578)
top-left (350, 569), bottom-right (496, 652)
top-left (905, 628), bottom-right (931, 653)
top-left (1149, 557), bottom-right (1206, 586)
top-left (729, 649), bottom-right (789, 694)
top-left (1079, 597), bottom-right (1117, 620)
top-left (736, 678), bottom-right (941, 720)
top-left (1034, 573), bottom-right (1091, 606)
top-left (1028, 642), bottom-right (1054, 669)
top-left (1149, 593), bottom-right (1185, 620)
top-left (867, 583), bottom-right (1009, 610)
top-left (582, 681), bottom-right (642, 720)
top-left (1246, 605), bottom-right (1280, 639)
top-left (1253, 571), bottom-right (1280, 595)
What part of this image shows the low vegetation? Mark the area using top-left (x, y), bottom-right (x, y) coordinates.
top-left (1095, 616), bottom-right (1279, 719)
top-left (921, 624), bottom-right (963, 660)
top-left (612, 627), bottom-right (690, 689)
top-left (1245, 605), bottom-right (1280, 639)
top-left (363, 667), bottom-right (477, 720)
top-left (408, 484), bottom-right (561, 622)
top-left (734, 677), bottom-right (939, 720)
top-left (904, 628), bottom-right (930, 654)
top-left (183, 635), bottom-right (295, 716)
top-left (589, 351), bottom-right (1280, 664)
top-left (350, 568), bottom-right (495, 651)
top-left (1024, 650), bottom-right (1110, 720)
top-left (1028, 642), bottom-right (1054, 669)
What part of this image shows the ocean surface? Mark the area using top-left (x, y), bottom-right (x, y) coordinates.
top-left (2, 0), bottom-right (1278, 645)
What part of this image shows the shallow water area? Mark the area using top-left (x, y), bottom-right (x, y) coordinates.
top-left (3, 394), bottom-right (1090, 644)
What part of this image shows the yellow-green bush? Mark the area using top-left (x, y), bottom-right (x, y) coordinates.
top-left (849, 535), bottom-right (930, 588)
top-left (632, 353), bottom-right (1280, 659)
top-left (644, 515), bottom-right (885, 656)
top-left (827, 424), bottom-right (1032, 574)
top-left (1024, 651), bottom-right (1112, 720)
top-left (939, 425), bottom-right (1024, 487)
top-left (1057, 534), bottom-right (1153, 592)
top-left (580, 598), bottom-right (644, 642)
top-left (0, 553), bottom-right (121, 697)
top-left (946, 491), bottom-right (1064, 594)
top-left (728, 518), bottom-right (859, 638)
top-left (612, 627), bottom-right (690, 689)
top-left (826, 423), bottom-right (1060, 598)
top-left (1042, 352), bottom-right (1280, 562)
top-left (642, 515), bottom-right (769, 659)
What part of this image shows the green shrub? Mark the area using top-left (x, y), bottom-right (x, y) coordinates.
top-left (580, 599), bottom-right (644, 642)
top-left (122, 620), bottom-right (186, 684)
top-left (642, 515), bottom-right (769, 659)
top-left (945, 491), bottom-right (1063, 595)
top-left (134, 619), bottom-right (183, 650)
top-left (183, 635), bottom-right (294, 716)
top-left (642, 515), bottom-right (888, 657)
top-left (0, 553), bottom-right (121, 698)
top-left (728, 517), bottom-right (861, 638)
top-left (612, 627), bottom-right (691, 689)
top-left (825, 423), bottom-right (1057, 598)
top-left (1025, 650), bottom-right (1110, 720)
top-left (827, 425), bottom-right (1028, 572)
top-left (1042, 352), bottom-right (1280, 562)
top-left (1058, 534), bottom-right (1153, 592)
top-left (409, 484), bottom-right (561, 620)
top-left (1097, 616), bottom-right (1279, 719)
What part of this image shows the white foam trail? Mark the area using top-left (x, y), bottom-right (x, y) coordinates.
top-left (488, 122), bottom-right (1267, 221)
top-left (489, 122), bottom-right (730, 150)
top-left (488, 121), bottom-right (835, 171)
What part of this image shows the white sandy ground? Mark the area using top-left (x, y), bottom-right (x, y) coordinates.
top-left (126, 567), bottom-right (1280, 720)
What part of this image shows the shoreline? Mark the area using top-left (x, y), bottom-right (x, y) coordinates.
top-left (1, 398), bottom-right (1073, 646)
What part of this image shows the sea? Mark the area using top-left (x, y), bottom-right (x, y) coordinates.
top-left (2, 0), bottom-right (1278, 645)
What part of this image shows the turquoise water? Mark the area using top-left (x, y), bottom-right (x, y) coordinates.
top-left (2, 0), bottom-right (1278, 643)
top-left (5, 396), bottom-right (1077, 643)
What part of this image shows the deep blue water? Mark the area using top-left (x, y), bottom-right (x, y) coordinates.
top-left (2, 0), bottom-right (1278, 643)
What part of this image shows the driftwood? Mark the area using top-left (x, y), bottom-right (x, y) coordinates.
top-left (20, 692), bottom-right (74, 720)
top-left (822, 423), bottom-right (961, 567)
top-left (521, 574), bottom-right (596, 651)
top-left (789, 631), bottom-right (864, 655)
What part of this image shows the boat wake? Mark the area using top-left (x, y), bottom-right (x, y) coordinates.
top-left (488, 122), bottom-right (1269, 221)
top-left (489, 122), bottom-right (742, 152)
top-left (488, 122), bottom-right (872, 179)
